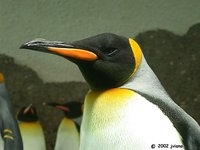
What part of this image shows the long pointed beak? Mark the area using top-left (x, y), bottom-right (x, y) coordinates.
top-left (43, 102), bottom-right (70, 112)
top-left (20, 39), bottom-right (97, 61)
top-left (23, 104), bottom-right (33, 114)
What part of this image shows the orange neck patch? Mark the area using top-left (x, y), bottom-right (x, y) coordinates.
top-left (0, 73), bottom-right (5, 83)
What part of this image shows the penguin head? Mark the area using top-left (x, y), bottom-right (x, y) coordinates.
top-left (44, 101), bottom-right (83, 119)
top-left (20, 33), bottom-right (142, 90)
top-left (17, 104), bottom-right (38, 122)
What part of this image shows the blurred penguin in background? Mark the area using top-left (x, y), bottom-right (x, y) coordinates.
top-left (0, 73), bottom-right (10, 101)
top-left (0, 72), bottom-right (23, 150)
top-left (44, 101), bottom-right (83, 150)
top-left (17, 104), bottom-right (46, 150)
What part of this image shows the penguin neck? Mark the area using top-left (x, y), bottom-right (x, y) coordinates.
top-left (18, 120), bottom-right (39, 124)
top-left (72, 116), bottom-right (82, 126)
top-left (120, 54), bottom-right (170, 100)
top-left (62, 117), bottom-right (81, 132)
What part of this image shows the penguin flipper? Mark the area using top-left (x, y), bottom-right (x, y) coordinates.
top-left (139, 92), bottom-right (200, 150)
top-left (0, 96), bottom-right (23, 150)
top-left (186, 134), bottom-right (200, 150)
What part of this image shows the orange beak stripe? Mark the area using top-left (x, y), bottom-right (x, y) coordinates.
top-left (56, 105), bottom-right (70, 112)
top-left (48, 47), bottom-right (97, 61)
top-left (23, 104), bottom-right (33, 114)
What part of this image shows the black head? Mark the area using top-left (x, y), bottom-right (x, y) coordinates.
top-left (44, 101), bottom-right (83, 119)
top-left (20, 33), bottom-right (142, 90)
top-left (17, 104), bottom-right (38, 122)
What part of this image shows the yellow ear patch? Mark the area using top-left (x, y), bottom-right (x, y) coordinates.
top-left (3, 129), bottom-right (14, 140)
top-left (3, 135), bottom-right (14, 140)
top-left (81, 104), bottom-right (84, 112)
top-left (0, 73), bottom-right (5, 83)
top-left (4, 129), bottom-right (13, 134)
top-left (129, 38), bottom-right (142, 76)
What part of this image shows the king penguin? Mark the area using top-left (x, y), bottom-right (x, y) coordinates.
top-left (20, 33), bottom-right (200, 150)
top-left (44, 101), bottom-right (83, 150)
top-left (17, 104), bottom-right (46, 150)
top-left (0, 73), bottom-right (23, 150)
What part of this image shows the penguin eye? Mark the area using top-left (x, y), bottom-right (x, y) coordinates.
top-left (101, 47), bottom-right (118, 56)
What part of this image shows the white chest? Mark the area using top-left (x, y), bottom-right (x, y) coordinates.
top-left (19, 122), bottom-right (46, 150)
top-left (80, 88), bottom-right (184, 150)
top-left (0, 136), bottom-right (3, 150)
top-left (54, 118), bottom-right (80, 150)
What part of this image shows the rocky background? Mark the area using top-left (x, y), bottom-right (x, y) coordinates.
top-left (0, 23), bottom-right (199, 150)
